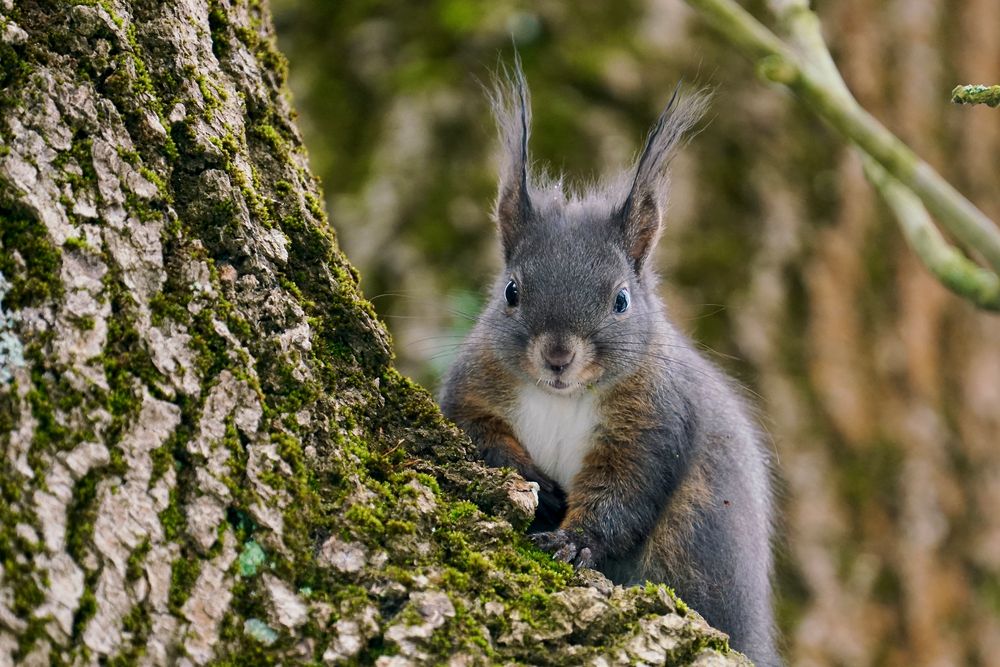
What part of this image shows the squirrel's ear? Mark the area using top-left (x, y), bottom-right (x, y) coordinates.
top-left (489, 56), bottom-right (532, 261)
top-left (619, 86), bottom-right (707, 273)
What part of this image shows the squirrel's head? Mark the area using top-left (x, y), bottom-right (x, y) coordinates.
top-left (480, 60), bottom-right (707, 396)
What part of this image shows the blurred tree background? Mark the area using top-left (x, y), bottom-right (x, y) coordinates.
top-left (269, 0), bottom-right (1000, 664)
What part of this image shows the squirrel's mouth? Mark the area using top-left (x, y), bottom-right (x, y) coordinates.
top-left (542, 378), bottom-right (585, 394)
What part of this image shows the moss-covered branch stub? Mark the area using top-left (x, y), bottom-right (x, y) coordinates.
top-left (951, 84), bottom-right (1000, 108)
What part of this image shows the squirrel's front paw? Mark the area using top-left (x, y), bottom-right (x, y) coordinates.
top-left (530, 529), bottom-right (604, 569)
top-left (528, 483), bottom-right (567, 533)
top-left (520, 465), bottom-right (562, 496)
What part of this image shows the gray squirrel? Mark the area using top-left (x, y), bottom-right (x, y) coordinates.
top-left (438, 62), bottom-right (778, 666)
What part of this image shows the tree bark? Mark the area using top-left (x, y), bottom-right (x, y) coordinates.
top-left (0, 1), bottom-right (747, 664)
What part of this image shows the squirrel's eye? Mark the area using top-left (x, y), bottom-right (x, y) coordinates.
top-left (614, 287), bottom-right (630, 313)
top-left (504, 279), bottom-right (519, 307)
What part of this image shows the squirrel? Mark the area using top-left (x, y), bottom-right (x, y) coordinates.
top-left (438, 62), bottom-right (778, 666)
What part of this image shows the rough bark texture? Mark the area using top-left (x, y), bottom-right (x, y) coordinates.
top-left (0, 1), bottom-right (749, 664)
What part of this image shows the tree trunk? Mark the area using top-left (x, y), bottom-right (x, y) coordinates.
top-left (0, 1), bottom-right (746, 664)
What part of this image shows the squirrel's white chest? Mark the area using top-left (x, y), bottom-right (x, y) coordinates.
top-left (511, 384), bottom-right (600, 492)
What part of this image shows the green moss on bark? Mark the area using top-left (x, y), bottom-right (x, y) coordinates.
top-left (0, 199), bottom-right (64, 310)
top-left (168, 555), bottom-right (204, 614)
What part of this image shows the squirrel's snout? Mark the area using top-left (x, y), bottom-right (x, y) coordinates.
top-left (542, 345), bottom-right (575, 374)
top-left (524, 333), bottom-right (600, 390)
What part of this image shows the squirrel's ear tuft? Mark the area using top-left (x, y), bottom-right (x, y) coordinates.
top-left (619, 86), bottom-right (709, 273)
top-left (488, 54), bottom-right (532, 262)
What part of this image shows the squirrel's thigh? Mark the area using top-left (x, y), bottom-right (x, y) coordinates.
top-left (634, 464), bottom-right (714, 587)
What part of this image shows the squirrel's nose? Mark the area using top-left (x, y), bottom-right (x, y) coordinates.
top-left (543, 346), bottom-right (575, 374)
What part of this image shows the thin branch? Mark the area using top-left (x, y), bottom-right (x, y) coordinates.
top-left (761, 0), bottom-right (999, 309)
top-left (685, 0), bottom-right (1000, 287)
top-left (951, 85), bottom-right (1000, 108)
top-left (863, 158), bottom-right (1000, 310)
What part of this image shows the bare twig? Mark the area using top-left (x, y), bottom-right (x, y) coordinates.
top-left (863, 158), bottom-right (999, 310)
top-left (685, 0), bottom-right (1000, 308)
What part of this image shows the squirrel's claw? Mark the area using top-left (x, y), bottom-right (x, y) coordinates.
top-left (530, 529), bottom-right (603, 569)
top-left (528, 529), bottom-right (563, 551)
top-left (553, 541), bottom-right (578, 563)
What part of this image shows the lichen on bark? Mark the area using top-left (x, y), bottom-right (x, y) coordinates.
top-left (0, 0), bottom-right (749, 664)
